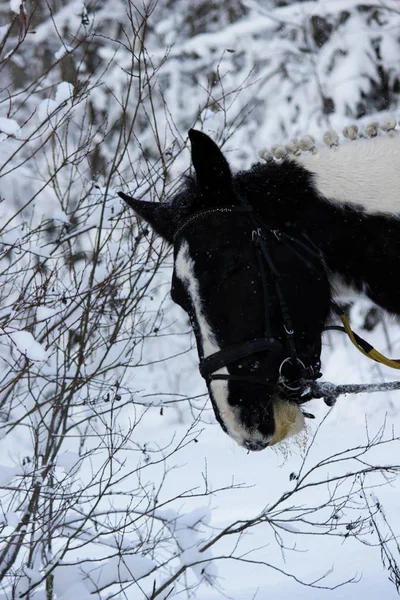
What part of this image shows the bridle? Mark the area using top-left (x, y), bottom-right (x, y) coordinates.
top-left (173, 204), bottom-right (326, 396)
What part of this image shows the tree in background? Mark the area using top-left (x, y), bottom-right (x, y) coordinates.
top-left (1, 1), bottom-right (400, 599)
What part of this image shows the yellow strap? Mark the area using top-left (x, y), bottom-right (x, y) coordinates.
top-left (338, 312), bottom-right (400, 370)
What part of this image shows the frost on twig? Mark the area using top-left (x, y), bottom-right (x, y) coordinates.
top-left (304, 380), bottom-right (400, 406)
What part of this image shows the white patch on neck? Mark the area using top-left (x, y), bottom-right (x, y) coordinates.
top-left (175, 242), bottom-right (270, 447)
top-left (296, 134), bottom-right (400, 215)
top-left (329, 273), bottom-right (370, 302)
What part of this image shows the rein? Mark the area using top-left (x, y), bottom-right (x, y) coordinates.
top-left (327, 303), bottom-right (400, 369)
top-left (174, 204), bottom-right (323, 391)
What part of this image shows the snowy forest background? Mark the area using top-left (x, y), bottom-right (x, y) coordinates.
top-left (1, 0), bottom-right (400, 598)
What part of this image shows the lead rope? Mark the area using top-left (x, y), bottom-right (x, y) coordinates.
top-left (329, 302), bottom-right (400, 369)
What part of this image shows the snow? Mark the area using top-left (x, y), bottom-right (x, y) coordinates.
top-left (0, 117), bottom-right (20, 136)
top-left (52, 210), bottom-right (70, 224)
top-left (0, 465), bottom-right (22, 486)
top-left (9, 330), bottom-right (48, 361)
top-left (37, 98), bottom-right (59, 123)
top-left (53, 555), bottom-right (156, 597)
top-left (54, 45), bottom-right (73, 60)
top-left (275, 521), bottom-right (301, 533)
top-left (1, 0), bottom-right (400, 599)
top-left (57, 451), bottom-right (81, 473)
top-left (37, 82), bottom-right (74, 124)
top-left (55, 82), bottom-right (73, 106)
top-left (0, 26), bottom-right (9, 46)
top-left (36, 307), bottom-right (58, 321)
top-left (56, 581), bottom-right (93, 600)
top-left (9, 0), bottom-right (22, 15)
top-left (85, 555), bottom-right (156, 589)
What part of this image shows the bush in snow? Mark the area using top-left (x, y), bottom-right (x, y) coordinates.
top-left (1, 1), bottom-right (400, 599)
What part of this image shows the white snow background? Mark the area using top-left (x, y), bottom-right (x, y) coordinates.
top-left (1, 0), bottom-right (400, 598)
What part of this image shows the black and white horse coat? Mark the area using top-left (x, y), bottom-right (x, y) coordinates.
top-left (119, 128), bottom-right (400, 450)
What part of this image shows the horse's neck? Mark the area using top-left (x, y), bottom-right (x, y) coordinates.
top-left (295, 137), bottom-right (400, 313)
top-left (252, 134), bottom-right (400, 314)
top-left (290, 202), bottom-right (400, 314)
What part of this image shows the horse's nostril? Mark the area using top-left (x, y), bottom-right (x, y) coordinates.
top-left (244, 439), bottom-right (269, 451)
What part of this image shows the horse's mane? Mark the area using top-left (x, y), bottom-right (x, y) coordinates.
top-left (258, 121), bottom-right (400, 214)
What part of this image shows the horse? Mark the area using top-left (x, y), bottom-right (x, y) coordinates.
top-left (119, 125), bottom-right (400, 451)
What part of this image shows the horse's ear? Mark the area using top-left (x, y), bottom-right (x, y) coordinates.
top-left (118, 192), bottom-right (176, 243)
top-left (189, 129), bottom-right (234, 201)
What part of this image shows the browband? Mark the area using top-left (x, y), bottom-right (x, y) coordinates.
top-left (173, 204), bottom-right (253, 243)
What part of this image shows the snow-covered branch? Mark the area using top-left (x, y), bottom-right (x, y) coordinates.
top-left (306, 380), bottom-right (400, 406)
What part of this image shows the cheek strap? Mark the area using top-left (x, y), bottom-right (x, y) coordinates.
top-left (199, 337), bottom-right (285, 380)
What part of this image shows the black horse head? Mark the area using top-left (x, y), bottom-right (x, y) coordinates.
top-left (119, 130), bottom-right (331, 450)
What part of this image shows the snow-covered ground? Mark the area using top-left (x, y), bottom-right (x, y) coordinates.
top-left (2, 0), bottom-right (400, 597)
top-left (128, 292), bottom-right (400, 599)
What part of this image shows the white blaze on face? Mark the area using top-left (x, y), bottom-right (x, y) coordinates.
top-left (296, 134), bottom-right (400, 215)
top-left (175, 242), bottom-right (219, 358)
top-left (175, 242), bottom-right (247, 445)
top-left (175, 241), bottom-right (305, 449)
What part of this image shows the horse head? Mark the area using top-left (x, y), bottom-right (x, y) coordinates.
top-left (119, 130), bottom-right (331, 450)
